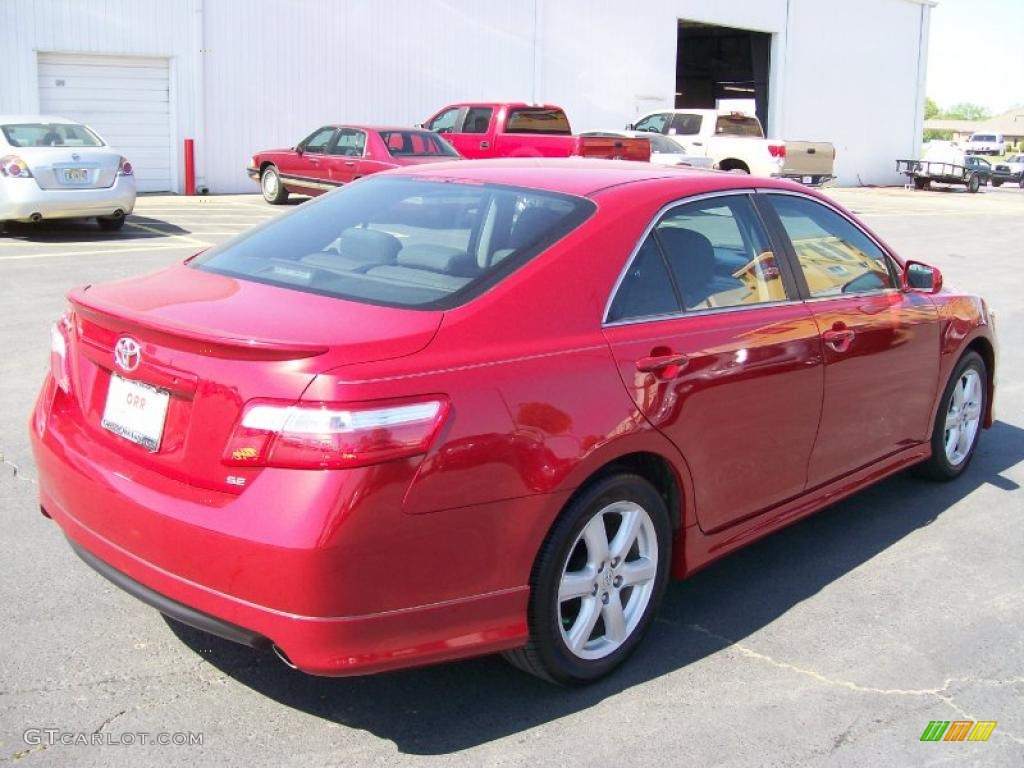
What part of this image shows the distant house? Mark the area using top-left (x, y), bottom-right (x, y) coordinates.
top-left (924, 107), bottom-right (1024, 146)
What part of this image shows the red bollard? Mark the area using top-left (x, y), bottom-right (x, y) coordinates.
top-left (184, 138), bottom-right (195, 196)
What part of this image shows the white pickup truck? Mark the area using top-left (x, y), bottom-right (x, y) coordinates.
top-left (629, 109), bottom-right (835, 185)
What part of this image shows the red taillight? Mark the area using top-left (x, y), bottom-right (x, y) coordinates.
top-left (118, 156), bottom-right (133, 175)
top-left (50, 316), bottom-right (72, 393)
top-left (0, 155), bottom-right (33, 178)
top-left (768, 144), bottom-right (786, 159)
top-left (223, 397), bottom-right (450, 470)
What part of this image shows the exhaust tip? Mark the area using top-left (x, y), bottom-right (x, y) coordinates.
top-left (29, 212), bottom-right (42, 223)
top-left (111, 209), bottom-right (124, 219)
top-left (272, 644), bottom-right (297, 669)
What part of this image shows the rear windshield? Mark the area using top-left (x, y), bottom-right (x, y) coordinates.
top-left (714, 115), bottom-right (764, 137)
top-left (2, 122), bottom-right (103, 147)
top-left (379, 130), bottom-right (459, 157)
top-left (970, 134), bottom-right (996, 142)
top-left (504, 108), bottom-right (572, 135)
top-left (193, 177), bottom-right (594, 309)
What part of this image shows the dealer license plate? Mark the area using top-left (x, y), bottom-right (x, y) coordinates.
top-left (101, 375), bottom-right (170, 451)
top-left (802, 175), bottom-right (813, 184)
top-left (62, 168), bottom-right (88, 183)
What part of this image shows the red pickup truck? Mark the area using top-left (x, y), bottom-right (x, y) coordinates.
top-left (422, 103), bottom-right (651, 162)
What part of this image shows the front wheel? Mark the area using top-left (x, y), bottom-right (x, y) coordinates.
top-left (915, 351), bottom-right (986, 481)
top-left (967, 173), bottom-right (981, 193)
top-left (992, 180), bottom-right (1003, 187)
top-left (914, 177), bottom-right (931, 190)
top-left (503, 473), bottom-right (671, 684)
top-left (261, 166), bottom-right (289, 204)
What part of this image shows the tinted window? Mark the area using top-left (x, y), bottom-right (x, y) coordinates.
top-left (379, 131), bottom-right (459, 157)
top-left (971, 134), bottom-right (996, 142)
top-left (427, 108), bottom-right (461, 134)
top-left (330, 129), bottom-right (365, 156)
top-left (462, 107), bottom-right (493, 134)
top-left (193, 177), bottom-right (593, 309)
top-left (607, 235), bottom-right (679, 322)
top-left (714, 115), bottom-right (763, 137)
top-left (670, 114), bottom-right (704, 135)
top-left (634, 113), bottom-right (672, 134)
top-left (2, 122), bottom-right (103, 147)
top-left (506, 108), bottom-right (571, 135)
top-left (656, 196), bottom-right (785, 310)
top-left (648, 134), bottom-right (683, 154)
top-left (302, 127), bottom-right (336, 154)
top-left (768, 195), bottom-right (895, 298)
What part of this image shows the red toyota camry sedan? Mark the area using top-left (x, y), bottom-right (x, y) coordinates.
top-left (31, 159), bottom-right (996, 684)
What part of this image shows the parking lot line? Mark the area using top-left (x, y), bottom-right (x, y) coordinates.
top-left (125, 221), bottom-right (210, 248)
top-left (0, 242), bottom-right (203, 261)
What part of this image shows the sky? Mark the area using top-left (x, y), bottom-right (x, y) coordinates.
top-left (927, 0), bottom-right (1024, 115)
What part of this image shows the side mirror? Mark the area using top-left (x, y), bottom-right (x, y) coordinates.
top-left (294, 143), bottom-right (305, 155)
top-left (413, 123), bottom-right (424, 129)
top-left (903, 261), bottom-right (943, 293)
top-left (625, 123), bottom-right (635, 131)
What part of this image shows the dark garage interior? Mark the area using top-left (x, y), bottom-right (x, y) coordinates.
top-left (676, 20), bottom-right (772, 131)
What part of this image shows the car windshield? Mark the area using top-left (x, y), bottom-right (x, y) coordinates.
top-left (193, 177), bottom-right (594, 309)
top-left (379, 130), bottom-right (459, 157)
top-left (1, 122), bottom-right (104, 147)
top-left (971, 135), bottom-right (996, 142)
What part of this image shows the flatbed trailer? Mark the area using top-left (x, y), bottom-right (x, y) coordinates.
top-left (896, 159), bottom-right (983, 192)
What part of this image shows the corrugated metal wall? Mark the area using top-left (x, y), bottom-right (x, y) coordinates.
top-left (2, 0), bottom-right (928, 192)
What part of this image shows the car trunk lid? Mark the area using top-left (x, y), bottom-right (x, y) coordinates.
top-left (64, 264), bottom-right (442, 493)
top-left (19, 146), bottom-right (123, 190)
top-left (783, 141), bottom-right (836, 178)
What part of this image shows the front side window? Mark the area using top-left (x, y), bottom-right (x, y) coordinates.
top-left (767, 195), bottom-right (896, 298)
top-left (301, 127), bottom-right (336, 154)
top-left (330, 129), bottom-right (366, 157)
top-left (505, 108), bottom-right (571, 135)
top-left (193, 177), bottom-right (593, 309)
top-left (1, 122), bottom-right (103, 147)
top-left (634, 113), bottom-right (672, 134)
top-left (426, 108), bottom-right (461, 134)
top-left (655, 196), bottom-right (786, 310)
top-left (462, 107), bottom-right (494, 134)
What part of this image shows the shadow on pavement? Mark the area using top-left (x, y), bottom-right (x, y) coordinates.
top-left (167, 419), bottom-right (1024, 755)
top-left (2, 215), bottom-right (192, 242)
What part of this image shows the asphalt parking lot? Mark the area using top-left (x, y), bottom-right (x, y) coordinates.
top-left (1, 185), bottom-right (1022, 767)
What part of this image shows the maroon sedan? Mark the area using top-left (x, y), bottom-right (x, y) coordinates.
top-left (32, 160), bottom-right (995, 684)
top-left (247, 125), bottom-right (459, 203)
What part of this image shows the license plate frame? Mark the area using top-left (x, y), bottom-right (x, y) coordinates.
top-left (101, 375), bottom-right (170, 452)
top-left (802, 175), bottom-right (814, 184)
top-left (62, 168), bottom-right (88, 183)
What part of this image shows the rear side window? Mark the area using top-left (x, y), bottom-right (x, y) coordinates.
top-left (193, 177), bottom-right (594, 309)
top-left (607, 236), bottom-right (679, 322)
top-left (670, 114), bottom-right (703, 135)
top-left (2, 122), bottom-right (103, 147)
top-left (505, 108), bottom-right (571, 135)
top-left (767, 195), bottom-right (896, 298)
top-left (380, 131), bottom-right (459, 157)
top-left (462, 108), bottom-right (493, 134)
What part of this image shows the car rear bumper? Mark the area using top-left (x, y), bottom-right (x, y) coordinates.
top-left (30, 378), bottom-right (538, 676)
top-left (0, 175), bottom-right (136, 222)
top-left (777, 173), bottom-right (835, 187)
top-left (991, 171), bottom-right (1023, 182)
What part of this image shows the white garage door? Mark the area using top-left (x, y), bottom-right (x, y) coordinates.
top-left (38, 53), bottom-right (173, 192)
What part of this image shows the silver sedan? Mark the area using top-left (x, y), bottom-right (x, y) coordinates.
top-left (0, 115), bottom-right (136, 231)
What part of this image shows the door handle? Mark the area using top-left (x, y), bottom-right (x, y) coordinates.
top-left (822, 328), bottom-right (855, 353)
top-left (479, 141), bottom-right (490, 149)
top-left (636, 353), bottom-right (689, 374)
top-left (344, 161), bottom-right (355, 166)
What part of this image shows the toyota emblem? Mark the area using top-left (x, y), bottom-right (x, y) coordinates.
top-left (114, 337), bottom-right (142, 372)
top-left (71, 152), bottom-right (80, 161)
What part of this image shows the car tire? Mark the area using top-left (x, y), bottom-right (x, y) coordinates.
top-left (97, 215), bottom-right (126, 231)
top-left (967, 173), bottom-right (981, 193)
top-left (914, 351), bottom-right (986, 481)
top-left (261, 166), bottom-right (289, 204)
top-left (914, 177), bottom-right (930, 190)
top-left (503, 473), bottom-right (671, 684)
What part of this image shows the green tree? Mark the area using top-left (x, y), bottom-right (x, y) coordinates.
top-left (942, 103), bottom-right (990, 121)
top-left (925, 97), bottom-right (941, 120)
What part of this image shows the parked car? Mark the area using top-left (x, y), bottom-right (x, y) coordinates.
top-left (248, 125), bottom-right (461, 203)
top-left (630, 109), bottom-right (835, 185)
top-left (991, 154), bottom-right (1024, 187)
top-left (965, 132), bottom-right (1005, 156)
top-left (0, 115), bottom-right (135, 231)
top-left (578, 130), bottom-right (714, 168)
top-left (32, 159), bottom-right (996, 684)
top-left (965, 155), bottom-right (993, 185)
top-left (422, 103), bottom-right (651, 162)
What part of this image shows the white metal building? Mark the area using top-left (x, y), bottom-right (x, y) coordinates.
top-left (1, 0), bottom-right (934, 193)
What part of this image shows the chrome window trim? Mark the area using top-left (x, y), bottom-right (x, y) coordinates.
top-left (602, 188), bottom-right (797, 327)
top-left (755, 188), bottom-right (903, 295)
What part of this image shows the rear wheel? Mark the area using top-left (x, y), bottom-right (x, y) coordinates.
top-left (992, 180), bottom-right (1003, 187)
top-left (915, 351), bottom-right (986, 481)
top-left (914, 177), bottom-right (931, 190)
top-left (967, 173), bottom-right (981, 193)
top-left (503, 473), bottom-right (671, 684)
top-left (97, 215), bottom-right (125, 231)
top-left (261, 165), bottom-right (289, 204)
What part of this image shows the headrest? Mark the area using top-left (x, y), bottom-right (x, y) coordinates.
top-left (397, 244), bottom-right (479, 277)
top-left (337, 228), bottom-right (402, 264)
top-left (657, 227), bottom-right (715, 285)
